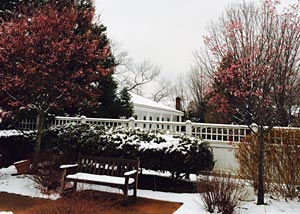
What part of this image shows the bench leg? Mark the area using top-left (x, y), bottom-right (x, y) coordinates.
top-left (61, 181), bottom-right (65, 195)
top-left (133, 187), bottom-right (137, 198)
top-left (123, 187), bottom-right (128, 196)
top-left (60, 170), bottom-right (66, 195)
top-left (73, 181), bottom-right (77, 192)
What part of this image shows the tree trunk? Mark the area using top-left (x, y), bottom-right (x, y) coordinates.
top-left (257, 126), bottom-right (265, 205)
top-left (32, 112), bottom-right (46, 170)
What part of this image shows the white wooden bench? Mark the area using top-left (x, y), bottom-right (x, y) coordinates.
top-left (60, 155), bottom-right (140, 198)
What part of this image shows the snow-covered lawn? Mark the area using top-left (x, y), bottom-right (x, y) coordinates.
top-left (0, 165), bottom-right (300, 214)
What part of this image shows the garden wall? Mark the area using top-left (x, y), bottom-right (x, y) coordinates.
top-left (210, 142), bottom-right (239, 173)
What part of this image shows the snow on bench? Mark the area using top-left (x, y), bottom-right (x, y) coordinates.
top-left (66, 173), bottom-right (135, 185)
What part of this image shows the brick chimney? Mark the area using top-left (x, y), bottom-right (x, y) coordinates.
top-left (175, 97), bottom-right (181, 111)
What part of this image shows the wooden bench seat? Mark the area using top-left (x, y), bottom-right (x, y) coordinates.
top-left (60, 155), bottom-right (140, 198)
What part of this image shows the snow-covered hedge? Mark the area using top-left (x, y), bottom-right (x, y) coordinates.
top-left (0, 130), bottom-right (30, 138)
top-left (0, 130), bottom-right (35, 167)
top-left (44, 123), bottom-right (214, 178)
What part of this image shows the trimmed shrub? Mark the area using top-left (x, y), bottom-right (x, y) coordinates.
top-left (43, 123), bottom-right (214, 179)
top-left (235, 128), bottom-right (300, 199)
top-left (0, 130), bottom-right (35, 167)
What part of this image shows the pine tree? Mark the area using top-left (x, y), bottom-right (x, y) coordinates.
top-left (119, 88), bottom-right (133, 118)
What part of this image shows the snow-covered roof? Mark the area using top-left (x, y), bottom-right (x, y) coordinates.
top-left (129, 92), bottom-right (183, 115)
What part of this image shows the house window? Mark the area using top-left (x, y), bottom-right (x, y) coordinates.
top-left (157, 117), bottom-right (159, 121)
top-left (149, 116), bottom-right (152, 121)
top-left (134, 115), bottom-right (138, 120)
top-left (143, 116), bottom-right (146, 120)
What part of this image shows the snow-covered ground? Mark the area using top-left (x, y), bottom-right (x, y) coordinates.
top-left (0, 166), bottom-right (59, 200)
top-left (0, 165), bottom-right (300, 214)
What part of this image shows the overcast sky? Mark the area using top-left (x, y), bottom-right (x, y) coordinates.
top-left (95, 0), bottom-right (298, 83)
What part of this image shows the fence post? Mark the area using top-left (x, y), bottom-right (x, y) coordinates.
top-left (250, 123), bottom-right (258, 134)
top-left (128, 117), bottom-right (135, 128)
top-left (80, 115), bottom-right (87, 124)
top-left (186, 120), bottom-right (192, 136)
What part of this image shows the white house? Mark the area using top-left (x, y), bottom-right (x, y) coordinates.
top-left (129, 92), bottom-right (184, 122)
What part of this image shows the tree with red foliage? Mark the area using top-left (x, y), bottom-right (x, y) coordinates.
top-left (0, 0), bottom-right (94, 21)
top-left (0, 3), bottom-right (114, 165)
top-left (202, 0), bottom-right (300, 204)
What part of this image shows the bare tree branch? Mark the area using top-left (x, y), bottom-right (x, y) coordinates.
top-left (151, 78), bottom-right (172, 102)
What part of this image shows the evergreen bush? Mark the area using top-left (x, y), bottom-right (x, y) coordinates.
top-left (0, 130), bottom-right (35, 167)
top-left (43, 123), bottom-right (214, 178)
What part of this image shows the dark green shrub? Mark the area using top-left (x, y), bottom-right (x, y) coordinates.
top-left (158, 137), bottom-right (214, 178)
top-left (0, 130), bottom-right (35, 167)
top-left (43, 123), bottom-right (214, 178)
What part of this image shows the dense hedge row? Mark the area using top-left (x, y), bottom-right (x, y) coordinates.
top-left (43, 123), bottom-right (214, 178)
top-left (0, 130), bottom-right (35, 167)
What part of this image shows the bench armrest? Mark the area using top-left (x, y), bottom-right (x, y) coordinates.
top-left (124, 169), bottom-right (137, 177)
top-left (60, 164), bottom-right (78, 193)
top-left (60, 164), bottom-right (78, 169)
top-left (60, 164), bottom-right (78, 180)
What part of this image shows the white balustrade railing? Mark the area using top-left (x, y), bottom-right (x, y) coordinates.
top-left (50, 116), bottom-right (130, 128)
top-left (18, 116), bottom-right (252, 143)
top-left (17, 115), bottom-right (300, 173)
top-left (18, 118), bottom-right (37, 130)
top-left (192, 123), bottom-right (250, 142)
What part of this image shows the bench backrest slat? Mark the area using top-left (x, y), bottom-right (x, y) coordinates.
top-left (97, 161), bottom-right (105, 175)
top-left (89, 159), bottom-right (94, 174)
top-left (92, 160), bottom-right (97, 174)
top-left (111, 161), bottom-right (115, 176)
top-left (104, 160), bottom-right (109, 175)
top-left (86, 158), bottom-right (91, 173)
top-left (117, 161), bottom-right (123, 177)
top-left (77, 155), bottom-right (139, 177)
